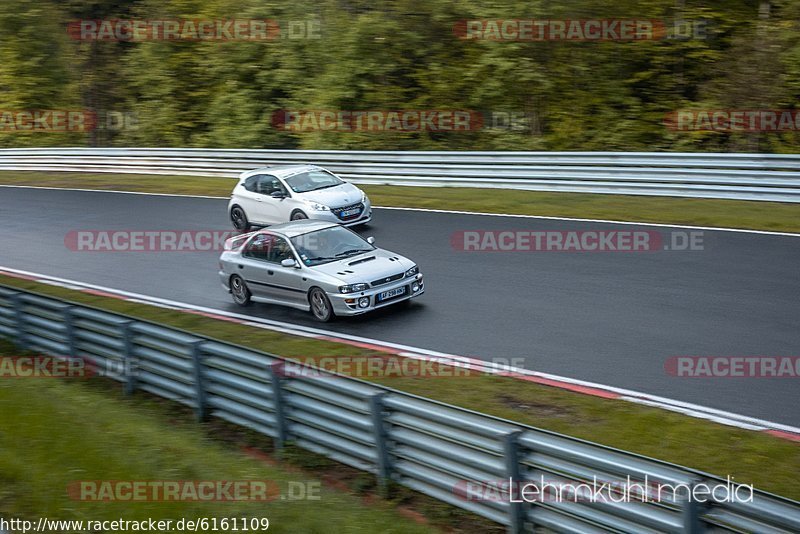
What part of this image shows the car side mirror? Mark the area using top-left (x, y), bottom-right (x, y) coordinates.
top-left (270, 191), bottom-right (286, 199)
top-left (367, 236), bottom-right (375, 245)
top-left (281, 258), bottom-right (298, 268)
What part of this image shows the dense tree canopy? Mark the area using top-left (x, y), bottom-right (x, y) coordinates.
top-left (0, 0), bottom-right (798, 151)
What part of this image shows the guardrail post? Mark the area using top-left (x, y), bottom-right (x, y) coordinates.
top-left (369, 392), bottom-right (391, 496)
top-left (9, 292), bottom-right (27, 350)
top-left (122, 321), bottom-right (137, 395)
top-left (503, 431), bottom-right (524, 534)
top-left (62, 305), bottom-right (86, 378)
top-left (63, 306), bottom-right (77, 357)
top-left (190, 341), bottom-right (208, 422)
top-left (682, 479), bottom-right (705, 533)
top-left (267, 362), bottom-right (288, 452)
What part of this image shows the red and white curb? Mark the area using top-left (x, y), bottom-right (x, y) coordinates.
top-left (1, 265), bottom-right (798, 442)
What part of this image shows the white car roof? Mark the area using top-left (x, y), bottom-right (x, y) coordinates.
top-left (240, 164), bottom-right (321, 180)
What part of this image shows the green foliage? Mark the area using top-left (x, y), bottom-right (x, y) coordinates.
top-left (1, 0), bottom-right (798, 151)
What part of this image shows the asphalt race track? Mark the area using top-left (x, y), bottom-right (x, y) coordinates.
top-left (1, 187), bottom-right (798, 425)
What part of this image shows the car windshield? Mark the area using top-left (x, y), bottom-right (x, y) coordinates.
top-left (291, 226), bottom-right (374, 266)
top-left (284, 169), bottom-right (344, 194)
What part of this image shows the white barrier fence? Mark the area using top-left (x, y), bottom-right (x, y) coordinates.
top-left (1, 148), bottom-right (799, 202)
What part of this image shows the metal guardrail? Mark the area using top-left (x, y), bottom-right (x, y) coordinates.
top-left (1, 284), bottom-right (799, 533)
top-left (1, 148), bottom-right (799, 202)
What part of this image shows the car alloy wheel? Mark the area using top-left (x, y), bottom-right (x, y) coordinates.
top-left (309, 287), bottom-right (333, 322)
top-left (291, 211), bottom-right (308, 221)
top-left (231, 207), bottom-right (250, 231)
top-left (230, 275), bottom-right (252, 306)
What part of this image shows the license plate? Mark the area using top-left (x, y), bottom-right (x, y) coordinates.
top-left (377, 286), bottom-right (406, 302)
top-left (340, 208), bottom-right (360, 217)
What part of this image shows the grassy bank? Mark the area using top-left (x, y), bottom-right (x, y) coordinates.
top-left (0, 340), bottom-right (436, 533)
top-left (1, 171), bottom-right (799, 233)
top-left (0, 274), bottom-right (797, 501)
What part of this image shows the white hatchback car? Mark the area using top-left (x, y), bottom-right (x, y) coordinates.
top-left (228, 165), bottom-right (372, 230)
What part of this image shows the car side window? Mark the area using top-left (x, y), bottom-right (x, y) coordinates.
top-left (243, 175), bottom-right (258, 192)
top-left (256, 175), bottom-right (287, 196)
top-left (243, 234), bottom-right (295, 264)
top-left (243, 234), bottom-right (272, 261)
top-left (268, 236), bottom-right (295, 264)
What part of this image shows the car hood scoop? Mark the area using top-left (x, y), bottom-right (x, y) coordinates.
top-left (347, 256), bottom-right (376, 266)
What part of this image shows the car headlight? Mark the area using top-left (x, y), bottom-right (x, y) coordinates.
top-left (308, 201), bottom-right (330, 211)
top-left (339, 283), bottom-right (369, 294)
top-left (405, 265), bottom-right (419, 277)
top-left (361, 191), bottom-right (368, 203)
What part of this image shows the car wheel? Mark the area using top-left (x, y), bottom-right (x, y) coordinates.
top-left (291, 210), bottom-right (309, 221)
top-left (231, 206), bottom-right (251, 231)
top-left (230, 275), bottom-right (252, 306)
top-left (309, 287), bottom-right (334, 322)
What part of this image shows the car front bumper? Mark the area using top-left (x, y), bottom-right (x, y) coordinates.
top-left (307, 200), bottom-right (372, 226)
top-left (328, 274), bottom-right (424, 316)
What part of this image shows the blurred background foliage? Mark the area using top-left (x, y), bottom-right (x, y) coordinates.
top-left (0, 0), bottom-right (799, 151)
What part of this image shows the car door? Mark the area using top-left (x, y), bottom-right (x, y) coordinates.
top-left (265, 235), bottom-right (308, 306)
top-left (237, 233), bottom-right (275, 299)
top-left (253, 174), bottom-right (290, 224)
top-left (267, 177), bottom-right (293, 222)
top-left (240, 233), bottom-right (306, 305)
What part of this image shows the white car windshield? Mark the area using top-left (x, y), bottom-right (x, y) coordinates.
top-left (285, 170), bottom-right (344, 193)
top-left (291, 226), bottom-right (374, 266)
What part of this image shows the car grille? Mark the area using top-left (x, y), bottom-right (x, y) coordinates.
top-left (332, 202), bottom-right (364, 221)
top-left (370, 272), bottom-right (405, 287)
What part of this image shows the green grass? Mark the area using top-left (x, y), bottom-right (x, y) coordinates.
top-left (0, 340), bottom-right (436, 533)
top-left (0, 171), bottom-right (232, 198)
top-left (1, 171), bottom-right (799, 233)
top-left (1, 275), bottom-right (798, 502)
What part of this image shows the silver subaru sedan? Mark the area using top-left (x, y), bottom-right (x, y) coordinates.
top-left (218, 220), bottom-right (424, 321)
